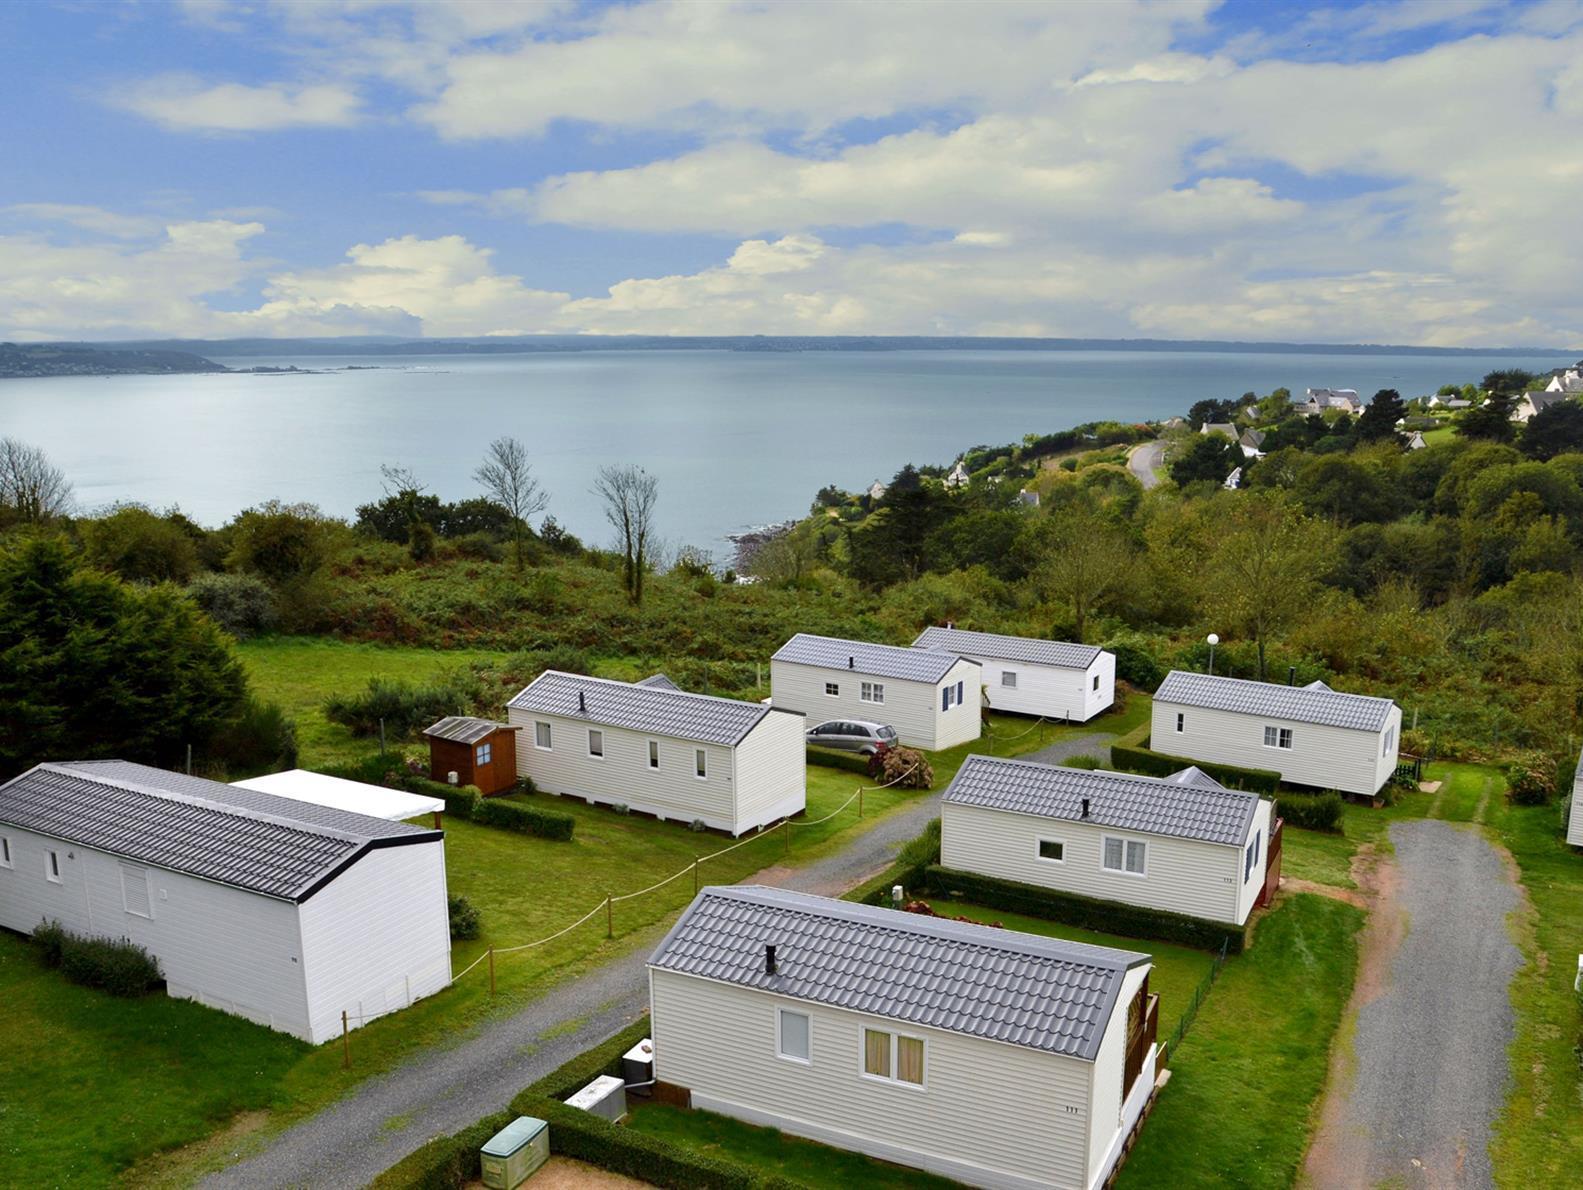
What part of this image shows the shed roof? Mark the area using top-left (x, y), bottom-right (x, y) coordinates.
top-left (422, 716), bottom-right (515, 745)
top-left (649, 886), bottom-right (1147, 1061)
top-left (507, 671), bottom-right (776, 746)
top-left (912, 626), bottom-right (1101, 670)
top-left (943, 755), bottom-right (1260, 846)
top-left (1154, 670), bottom-right (1394, 731)
top-left (231, 769), bottom-right (444, 822)
top-left (0, 761), bottom-right (438, 902)
top-left (772, 633), bottom-right (975, 684)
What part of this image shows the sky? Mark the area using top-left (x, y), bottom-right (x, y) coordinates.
top-left (2, 0), bottom-right (1582, 346)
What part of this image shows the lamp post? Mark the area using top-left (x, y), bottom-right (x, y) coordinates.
top-left (1206, 633), bottom-right (1219, 676)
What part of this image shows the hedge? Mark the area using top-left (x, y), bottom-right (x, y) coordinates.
top-left (1276, 791), bottom-right (1345, 832)
top-left (1109, 723), bottom-right (1281, 794)
top-left (923, 866), bottom-right (1247, 955)
top-left (33, 921), bottom-right (163, 996)
top-left (401, 775), bottom-right (575, 842)
top-left (368, 1111), bottom-right (514, 1190)
top-left (805, 746), bottom-right (872, 775)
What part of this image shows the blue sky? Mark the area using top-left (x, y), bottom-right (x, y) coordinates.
top-left (2, 0), bottom-right (1581, 345)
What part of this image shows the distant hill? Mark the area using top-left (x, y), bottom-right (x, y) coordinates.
top-left (0, 342), bottom-right (227, 379)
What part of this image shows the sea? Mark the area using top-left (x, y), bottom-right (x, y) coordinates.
top-left (0, 347), bottom-right (1568, 556)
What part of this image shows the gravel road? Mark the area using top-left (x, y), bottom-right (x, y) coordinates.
top-left (202, 728), bottom-right (1113, 1187)
top-left (1303, 819), bottom-right (1523, 1189)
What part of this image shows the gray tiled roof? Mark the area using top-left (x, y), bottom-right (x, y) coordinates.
top-left (772, 633), bottom-right (974, 684)
top-left (0, 762), bottom-right (437, 901)
top-left (649, 886), bottom-right (1146, 1061)
top-left (1154, 670), bottom-right (1394, 731)
top-left (636, 673), bottom-right (681, 691)
top-left (423, 716), bottom-right (513, 745)
top-left (943, 755), bottom-right (1259, 846)
top-left (912, 626), bottom-right (1102, 670)
top-left (507, 671), bottom-right (774, 746)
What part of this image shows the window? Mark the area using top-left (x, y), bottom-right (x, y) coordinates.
top-left (588, 729), bottom-right (604, 758)
top-left (0, 835), bottom-right (10, 869)
top-left (475, 741), bottom-right (492, 766)
top-left (824, 682), bottom-right (840, 697)
top-left (860, 681), bottom-right (885, 705)
top-left (942, 684), bottom-right (953, 711)
top-left (1037, 838), bottom-right (1065, 863)
top-left (1175, 712), bottom-right (1185, 733)
top-left (1001, 670), bottom-right (1018, 689)
top-left (1092, 673), bottom-right (1101, 692)
top-left (46, 850), bottom-right (61, 883)
top-left (1383, 727), bottom-right (1395, 757)
top-left (1245, 831), bottom-right (1262, 881)
top-left (1103, 836), bottom-right (1146, 876)
top-left (695, 749), bottom-right (708, 779)
top-left (956, 679), bottom-right (964, 705)
top-left (777, 1008), bottom-right (811, 1064)
top-left (121, 864), bottom-right (151, 917)
top-left (1263, 725), bottom-right (1293, 750)
top-left (534, 721), bottom-right (552, 750)
top-left (863, 1027), bottom-right (924, 1087)
top-left (648, 740), bottom-right (660, 769)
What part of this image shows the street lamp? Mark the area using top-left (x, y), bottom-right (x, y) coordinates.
top-left (1206, 633), bottom-right (1219, 675)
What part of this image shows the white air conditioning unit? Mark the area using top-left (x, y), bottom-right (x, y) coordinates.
top-left (566, 1075), bottom-right (627, 1123)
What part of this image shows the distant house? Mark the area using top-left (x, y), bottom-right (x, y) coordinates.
top-left (1444, 398), bottom-right (1472, 410)
top-left (1238, 428), bottom-right (1266, 458)
top-left (1151, 671), bottom-right (1401, 797)
top-left (1406, 430), bottom-right (1428, 450)
top-left (867, 479), bottom-right (888, 502)
top-left (944, 460), bottom-right (971, 488)
top-left (507, 671), bottom-right (805, 835)
top-left (1018, 487), bottom-right (1040, 507)
top-left (940, 756), bottom-right (1278, 926)
top-left (771, 633), bottom-right (980, 751)
top-left (0, 761), bottom-right (449, 1043)
top-left (1512, 390), bottom-right (1569, 422)
top-left (1223, 466), bottom-right (1243, 490)
top-left (1545, 367), bottom-right (1583, 394)
top-left (1302, 388), bottom-right (1360, 416)
top-left (1200, 422), bottom-right (1237, 440)
top-left (232, 769), bottom-right (444, 824)
top-left (422, 716), bottom-right (520, 795)
top-left (648, 885), bottom-right (1160, 1190)
top-left (1568, 747), bottom-right (1583, 848)
top-left (912, 625), bottom-right (1115, 722)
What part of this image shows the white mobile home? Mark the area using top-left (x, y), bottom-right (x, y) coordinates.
top-left (770, 633), bottom-right (981, 751)
top-left (941, 756), bottom-right (1276, 926)
top-left (1151, 671), bottom-right (1401, 797)
top-left (913, 626), bottom-right (1114, 722)
top-left (506, 671), bottom-right (805, 836)
top-left (1569, 747), bottom-right (1583, 848)
top-left (0, 760), bottom-right (450, 1044)
top-left (648, 886), bottom-right (1159, 1190)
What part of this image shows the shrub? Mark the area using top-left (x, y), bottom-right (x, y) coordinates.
top-left (1063, 754), bottom-right (1103, 770)
top-left (208, 695), bottom-right (299, 775)
top-left (33, 920), bottom-right (66, 968)
top-left (448, 894), bottom-right (481, 942)
top-left (1277, 792), bottom-right (1345, 832)
top-left (324, 672), bottom-right (484, 739)
top-left (469, 794), bottom-right (577, 842)
top-left (34, 925), bottom-right (163, 996)
top-left (187, 572), bottom-right (278, 639)
top-left (368, 1111), bottom-right (514, 1190)
top-left (1508, 751), bottom-right (1559, 805)
top-left (82, 504), bottom-right (198, 584)
top-left (879, 745), bottom-right (933, 789)
top-left (806, 746), bottom-right (871, 775)
top-left (1102, 636), bottom-right (1165, 690)
top-left (893, 817), bottom-right (942, 889)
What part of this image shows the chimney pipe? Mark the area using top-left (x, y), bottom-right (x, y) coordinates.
top-left (1081, 797), bottom-right (1090, 819)
top-left (765, 944), bottom-right (777, 975)
top-left (578, 690), bottom-right (586, 713)
top-left (1288, 666), bottom-right (1296, 686)
top-left (848, 656), bottom-right (855, 669)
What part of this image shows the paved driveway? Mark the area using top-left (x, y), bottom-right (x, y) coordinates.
top-left (1303, 819), bottom-right (1523, 1189)
top-left (1127, 440), bottom-right (1166, 489)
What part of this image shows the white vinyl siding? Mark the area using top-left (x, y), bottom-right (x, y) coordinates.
top-left (1569, 755), bottom-right (1583, 847)
top-left (960, 650), bottom-right (1115, 722)
top-left (771, 657), bottom-right (981, 752)
top-left (732, 711), bottom-right (808, 832)
top-left (1152, 699), bottom-right (1401, 797)
top-left (651, 969), bottom-right (1107, 1190)
top-left (941, 800), bottom-right (1258, 925)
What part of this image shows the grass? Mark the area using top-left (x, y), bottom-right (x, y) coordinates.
top-left (1119, 893), bottom-right (1365, 1188)
top-left (627, 1101), bottom-right (963, 1189)
top-left (922, 900), bottom-right (1216, 1038)
top-left (0, 931), bottom-right (307, 1186)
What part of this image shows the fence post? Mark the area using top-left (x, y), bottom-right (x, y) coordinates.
top-left (488, 946), bottom-right (496, 996)
top-left (379, 717), bottom-right (386, 756)
top-left (341, 1010), bottom-right (351, 1069)
top-left (693, 857), bottom-right (699, 895)
top-left (606, 895), bottom-right (613, 939)
top-left (783, 821), bottom-right (790, 857)
top-left (859, 787), bottom-right (864, 818)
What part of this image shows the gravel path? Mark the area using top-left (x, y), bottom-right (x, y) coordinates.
top-left (1128, 440), bottom-right (1166, 489)
top-left (203, 728), bottom-right (1112, 1187)
top-left (1303, 819), bottom-right (1523, 1189)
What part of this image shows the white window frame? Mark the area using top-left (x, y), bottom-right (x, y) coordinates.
top-left (1175, 712), bottom-right (1185, 733)
top-left (776, 1007), bottom-right (812, 1065)
top-left (859, 1026), bottom-right (927, 1089)
top-left (1102, 835), bottom-right (1147, 878)
top-left (860, 681), bottom-right (885, 705)
top-left (1036, 837), bottom-right (1066, 864)
top-left (534, 721), bottom-right (552, 750)
top-left (121, 864), bottom-right (152, 918)
top-left (1263, 725), bottom-right (1293, 750)
top-left (1383, 726), bottom-right (1394, 757)
top-left (46, 850), bottom-right (61, 884)
top-left (648, 740), bottom-right (660, 770)
top-left (475, 741), bottom-right (492, 766)
top-left (695, 749), bottom-right (708, 780)
top-left (824, 682), bottom-right (840, 697)
top-left (0, 835), bottom-right (11, 869)
top-left (1001, 670), bottom-right (1018, 689)
top-left (942, 684), bottom-right (955, 711)
top-left (1245, 831), bottom-right (1262, 881)
top-left (1092, 673), bottom-right (1101, 692)
top-left (587, 729), bottom-right (604, 759)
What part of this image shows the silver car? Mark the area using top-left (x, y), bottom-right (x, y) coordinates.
top-left (806, 719), bottom-right (898, 755)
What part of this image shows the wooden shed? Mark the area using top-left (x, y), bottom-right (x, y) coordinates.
top-left (423, 716), bottom-right (520, 795)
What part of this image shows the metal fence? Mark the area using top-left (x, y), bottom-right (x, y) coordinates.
top-left (1162, 936), bottom-right (1231, 1063)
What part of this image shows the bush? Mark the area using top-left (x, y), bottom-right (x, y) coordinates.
top-left (1109, 724), bottom-right (1280, 794)
top-left (208, 695), bottom-right (299, 775)
top-left (894, 817), bottom-right (942, 888)
top-left (82, 504), bottom-right (198, 584)
top-left (1276, 792), bottom-right (1345, 832)
top-left (368, 1111), bottom-right (515, 1190)
top-left (34, 924), bottom-right (163, 996)
top-left (400, 775), bottom-right (575, 841)
top-left (1102, 636), bottom-right (1165, 690)
top-left (448, 894), bottom-right (481, 942)
top-left (1508, 751), bottom-right (1559, 805)
top-left (879, 745), bottom-right (933, 789)
top-left (806, 746), bottom-right (871, 775)
top-left (925, 865), bottom-right (1246, 954)
top-left (324, 673), bottom-right (484, 739)
top-left (1063, 754), bottom-right (1103, 770)
top-left (187, 571), bottom-right (278, 639)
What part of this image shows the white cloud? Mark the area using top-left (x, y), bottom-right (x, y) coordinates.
top-left (113, 75), bottom-right (362, 132)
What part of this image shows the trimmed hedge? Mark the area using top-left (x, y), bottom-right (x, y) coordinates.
top-left (369, 1112), bottom-right (514, 1190)
top-left (806, 746), bottom-right (872, 775)
top-left (402, 775), bottom-right (575, 842)
top-left (33, 921), bottom-right (163, 996)
top-left (1276, 791), bottom-right (1345, 832)
top-left (924, 865), bottom-right (1246, 954)
top-left (1109, 724), bottom-right (1281, 794)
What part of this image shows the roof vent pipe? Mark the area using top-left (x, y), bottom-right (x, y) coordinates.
top-left (848, 656), bottom-right (855, 669)
top-left (1288, 666), bottom-right (1296, 686)
top-left (578, 690), bottom-right (586, 713)
top-left (765, 944), bottom-right (777, 975)
top-left (1081, 797), bottom-right (1090, 819)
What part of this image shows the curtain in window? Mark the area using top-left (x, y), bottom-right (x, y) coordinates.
top-left (864, 1029), bottom-right (891, 1077)
top-left (1104, 838), bottom-right (1124, 869)
top-left (896, 1036), bottom-right (924, 1084)
top-left (1125, 840), bottom-right (1146, 873)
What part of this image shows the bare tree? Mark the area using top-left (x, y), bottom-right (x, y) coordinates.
top-left (593, 464), bottom-right (659, 604)
top-left (0, 438), bottom-right (73, 524)
top-left (474, 438), bottom-right (549, 572)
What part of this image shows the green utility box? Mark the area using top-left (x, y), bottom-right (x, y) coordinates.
top-left (480, 1116), bottom-right (548, 1189)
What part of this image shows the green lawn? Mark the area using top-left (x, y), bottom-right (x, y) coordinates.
top-left (627, 1102), bottom-right (962, 1190)
top-left (922, 900), bottom-right (1215, 1039)
top-left (1119, 893), bottom-right (1365, 1188)
top-left (1279, 793), bottom-right (1417, 890)
top-left (0, 932), bottom-right (307, 1185)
